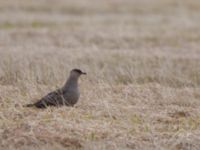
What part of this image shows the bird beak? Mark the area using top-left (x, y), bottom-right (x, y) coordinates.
top-left (82, 72), bottom-right (87, 75)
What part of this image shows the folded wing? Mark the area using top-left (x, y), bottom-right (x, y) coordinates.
top-left (34, 89), bottom-right (64, 108)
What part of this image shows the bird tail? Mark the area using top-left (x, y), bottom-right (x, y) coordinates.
top-left (23, 103), bottom-right (35, 107)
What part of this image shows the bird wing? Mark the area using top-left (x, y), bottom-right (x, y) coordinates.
top-left (34, 89), bottom-right (65, 108)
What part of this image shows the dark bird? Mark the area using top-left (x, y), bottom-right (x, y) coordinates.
top-left (25, 69), bottom-right (86, 108)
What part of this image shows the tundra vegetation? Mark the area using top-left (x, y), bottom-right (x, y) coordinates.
top-left (0, 0), bottom-right (200, 149)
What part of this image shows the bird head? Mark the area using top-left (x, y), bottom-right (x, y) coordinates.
top-left (70, 69), bottom-right (87, 78)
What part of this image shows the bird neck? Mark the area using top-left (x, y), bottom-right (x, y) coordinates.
top-left (62, 75), bottom-right (79, 91)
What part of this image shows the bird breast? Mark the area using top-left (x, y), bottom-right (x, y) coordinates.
top-left (63, 88), bottom-right (80, 105)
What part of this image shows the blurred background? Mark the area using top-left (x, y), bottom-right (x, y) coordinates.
top-left (1, 0), bottom-right (200, 86)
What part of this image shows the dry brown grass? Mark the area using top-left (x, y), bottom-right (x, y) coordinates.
top-left (1, 0), bottom-right (200, 149)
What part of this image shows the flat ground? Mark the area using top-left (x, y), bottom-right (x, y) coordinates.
top-left (1, 0), bottom-right (200, 149)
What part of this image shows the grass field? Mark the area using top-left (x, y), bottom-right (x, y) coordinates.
top-left (1, 0), bottom-right (200, 149)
